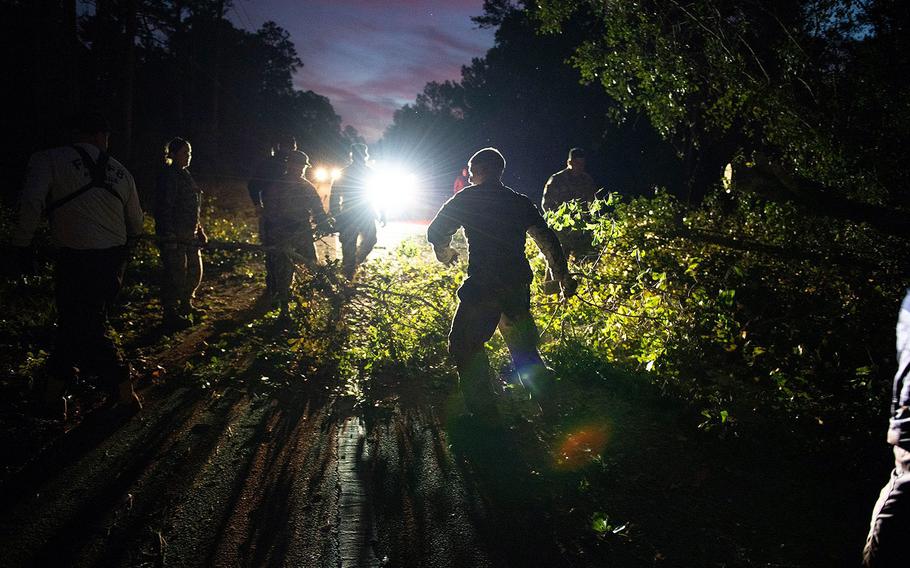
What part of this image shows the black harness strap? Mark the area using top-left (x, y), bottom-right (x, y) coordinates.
top-left (46, 146), bottom-right (122, 215)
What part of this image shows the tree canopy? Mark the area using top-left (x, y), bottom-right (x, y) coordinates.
top-left (1, 0), bottom-right (359, 203)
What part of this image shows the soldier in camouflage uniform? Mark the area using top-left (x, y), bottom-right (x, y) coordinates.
top-left (155, 137), bottom-right (207, 330)
top-left (249, 134), bottom-right (297, 296)
top-left (330, 143), bottom-right (383, 279)
top-left (428, 147), bottom-right (577, 423)
top-left (542, 147), bottom-right (597, 212)
top-left (542, 147), bottom-right (598, 260)
top-left (261, 150), bottom-right (330, 317)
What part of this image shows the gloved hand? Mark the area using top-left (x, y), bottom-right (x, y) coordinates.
top-left (560, 274), bottom-right (578, 299)
top-left (434, 246), bottom-right (459, 266)
top-left (196, 227), bottom-right (208, 245)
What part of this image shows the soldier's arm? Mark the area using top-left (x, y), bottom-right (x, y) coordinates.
top-left (526, 201), bottom-right (575, 296)
top-left (304, 182), bottom-right (331, 232)
top-left (541, 175), bottom-right (559, 212)
top-left (426, 198), bottom-right (462, 265)
top-left (12, 151), bottom-right (53, 247)
top-left (247, 162), bottom-right (267, 209)
top-left (155, 171), bottom-right (178, 238)
top-left (123, 170), bottom-right (144, 240)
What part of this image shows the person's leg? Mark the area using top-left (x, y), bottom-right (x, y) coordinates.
top-left (864, 444), bottom-right (910, 567)
top-left (159, 245), bottom-right (186, 324)
top-left (296, 231), bottom-right (318, 270)
top-left (449, 281), bottom-right (502, 422)
top-left (261, 216), bottom-right (275, 295)
top-left (44, 249), bottom-right (82, 416)
top-left (180, 245), bottom-right (203, 316)
top-left (271, 244), bottom-right (294, 315)
top-left (355, 221), bottom-right (378, 266)
top-left (340, 229), bottom-right (358, 279)
top-left (67, 247), bottom-right (138, 407)
top-left (499, 285), bottom-right (551, 397)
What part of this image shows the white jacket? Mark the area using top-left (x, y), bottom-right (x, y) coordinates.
top-left (13, 143), bottom-right (144, 249)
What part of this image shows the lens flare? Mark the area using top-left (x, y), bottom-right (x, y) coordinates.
top-left (331, 168), bottom-right (342, 181)
top-left (553, 423), bottom-right (611, 470)
top-left (314, 167), bottom-right (329, 183)
top-left (366, 163), bottom-right (418, 216)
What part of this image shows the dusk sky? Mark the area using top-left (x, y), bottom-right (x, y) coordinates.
top-left (227, 0), bottom-right (496, 142)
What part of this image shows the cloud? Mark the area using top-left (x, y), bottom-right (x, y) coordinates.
top-left (229, 0), bottom-right (494, 141)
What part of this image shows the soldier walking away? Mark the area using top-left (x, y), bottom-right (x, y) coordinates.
top-left (12, 110), bottom-right (143, 418)
top-left (261, 150), bottom-right (330, 318)
top-left (154, 137), bottom-right (206, 330)
top-left (863, 290), bottom-right (910, 567)
top-left (249, 134), bottom-right (297, 296)
top-left (330, 143), bottom-right (384, 279)
top-left (427, 147), bottom-right (577, 426)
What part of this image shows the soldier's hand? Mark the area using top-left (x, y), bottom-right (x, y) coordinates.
top-left (435, 246), bottom-right (458, 266)
top-left (560, 274), bottom-right (578, 299)
top-left (196, 228), bottom-right (208, 245)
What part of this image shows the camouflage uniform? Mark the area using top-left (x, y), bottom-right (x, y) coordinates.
top-left (249, 152), bottom-right (289, 294)
top-left (542, 167), bottom-right (598, 258)
top-left (261, 172), bottom-right (329, 309)
top-left (330, 160), bottom-right (378, 279)
top-left (155, 164), bottom-right (203, 321)
top-left (864, 290), bottom-right (910, 567)
top-left (427, 181), bottom-right (569, 419)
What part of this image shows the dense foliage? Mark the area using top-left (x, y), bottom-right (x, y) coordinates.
top-left (381, 0), bottom-right (910, 433)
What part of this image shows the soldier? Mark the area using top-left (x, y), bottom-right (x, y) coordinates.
top-left (154, 137), bottom-right (207, 330)
top-left (542, 147), bottom-right (597, 212)
top-left (12, 110), bottom-right (143, 417)
top-left (427, 147), bottom-right (577, 425)
top-left (261, 150), bottom-right (330, 317)
top-left (863, 290), bottom-right (910, 567)
top-left (249, 134), bottom-right (297, 295)
top-left (542, 147), bottom-right (599, 289)
top-left (330, 143), bottom-right (384, 279)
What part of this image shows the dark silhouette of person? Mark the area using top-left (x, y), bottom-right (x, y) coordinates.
top-left (427, 147), bottom-right (577, 424)
top-left (249, 134), bottom-right (297, 296)
top-left (261, 150), bottom-right (330, 317)
top-left (154, 137), bottom-right (207, 330)
top-left (542, 147), bottom-right (597, 212)
top-left (863, 290), bottom-right (910, 566)
top-left (330, 143), bottom-right (383, 279)
top-left (12, 110), bottom-right (143, 417)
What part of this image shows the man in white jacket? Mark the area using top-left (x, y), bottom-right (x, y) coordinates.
top-left (13, 111), bottom-right (144, 417)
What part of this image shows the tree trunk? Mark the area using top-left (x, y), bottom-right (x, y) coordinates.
top-left (121, 0), bottom-right (138, 162)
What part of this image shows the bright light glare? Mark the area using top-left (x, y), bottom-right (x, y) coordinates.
top-left (367, 163), bottom-right (418, 215)
top-left (313, 167), bottom-right (329, 183)
top-left (331, 168), bottom-right (342, 181)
